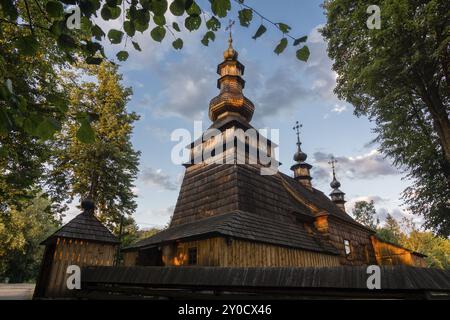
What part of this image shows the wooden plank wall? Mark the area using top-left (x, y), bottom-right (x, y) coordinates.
top-left (161, 237), bottom-right (340, 267)
top-left (122, 251), bottom-right (138, 266)
top-left (327, 217), bottom-right (377, 266)
top-left (45, 237), bottom-right (117, 297)
top-left (370, 236), bottom-right (427, 267)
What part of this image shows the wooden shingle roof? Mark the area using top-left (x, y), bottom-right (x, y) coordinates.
top-left (82, 265), bottom-right (450, 292)
top-left (41, 211), bottom-right (120, 245)
top-left (125, 210), bottom-right (338, 255)
top-left (133, 162), bottom-right (377, 255)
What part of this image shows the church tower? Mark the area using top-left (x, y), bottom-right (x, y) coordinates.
top-left (290, 121), bottom-right (313, 190)
top-left (208, 33), bottom-right (254, 123)
top-left (328, 157), bottom-right (346, 211)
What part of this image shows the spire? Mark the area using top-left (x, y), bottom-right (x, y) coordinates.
top-left (290, 121), bottom-right (313, 190)
top-left (328, 156), bottom-right (346, 211)
top-left (208, 22), bottom-right (254, 123)
top-left (293, 121), bottom-right (307, 162)
top-left (224, 19), bottom-right (238, 60)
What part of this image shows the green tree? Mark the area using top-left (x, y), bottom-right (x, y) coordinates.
top-left (352, 200), bottom-right (378, 229)
top-left (47, 62), bottom-right (140, 233)
top-left (0, 195), bottom-right (60, 282)
top-left (321, 0), bottom-right (450, 236)
top-left (376, 213), bottom-right (402, 244)
top-left (0, 2), bottom-right (72, 211)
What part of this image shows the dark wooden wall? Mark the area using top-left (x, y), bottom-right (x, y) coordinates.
top-left (40, 237), bottom-right (117, 298)
top-left (124, 237), bottom-right (340, 268)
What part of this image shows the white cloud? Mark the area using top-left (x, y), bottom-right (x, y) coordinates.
top-left (331, 103), bottom-right (347, 113)
top-left (313, 149), bottom-right (399, 181)
top-left (140, 167), bottom-right (179, 191)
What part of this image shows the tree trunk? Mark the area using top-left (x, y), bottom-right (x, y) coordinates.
top-left (423, 84), bottom-right (450, 186)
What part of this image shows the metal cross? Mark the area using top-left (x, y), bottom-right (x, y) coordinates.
top-left (328, 156), bottom-right (338, 177)
top-left (293, 121), bottom-right (302, 144)
top-left (225, 19), bottom-right (235, 32)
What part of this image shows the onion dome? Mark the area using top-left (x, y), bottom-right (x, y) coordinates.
top-left (208, 33), bottom-right (254, 123)
top-left (330, 177), bottom-right (341, 189)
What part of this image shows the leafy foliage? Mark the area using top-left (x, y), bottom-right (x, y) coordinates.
top-left (0, 195), bottom-right (60, 282)
top-left (0, 0), bottom-right (310, 149)
top-left (322, 0), bottom-right (450, 236)
top-left (377, 215), bottom-right (450, 269)
top-left (47, 63), bottom-right (141, 232)
top-left (352, 200), bottom-right (378, 230)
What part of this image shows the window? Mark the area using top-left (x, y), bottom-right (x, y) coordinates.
top-left (188, 247), bottom-right (197, 265)
top-left (344, 240), bottom-right (351, 255)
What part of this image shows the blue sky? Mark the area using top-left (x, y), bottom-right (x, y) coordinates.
top-left (66, 1), bottom-right (419, 228)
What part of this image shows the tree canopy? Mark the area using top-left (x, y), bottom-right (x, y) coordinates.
top-left (322, 0), bottom-right (450, 236)
top-left (47, 62), bottom-right (141, 232)
top-left (352, 200), bottom-right (378, 230)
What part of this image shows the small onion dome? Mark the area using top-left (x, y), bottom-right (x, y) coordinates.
top-left (224, 35), bottom-right (238, 60)
top-left (294, 149), bottom-right (307, 162)
top-left (81, 198), bottom-right (95, 212)
top-left (224, 46), bottom-right (238, 60)
top-left (330, 177), bottom-right (341, 189)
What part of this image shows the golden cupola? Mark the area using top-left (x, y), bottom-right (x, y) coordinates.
top-left (208, 34), bottom-right (255, 123)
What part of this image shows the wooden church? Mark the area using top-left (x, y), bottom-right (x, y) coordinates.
top-left (121, 35), bottom-right (427, 270)
top-left (34, 35), bottom-right (449, 300)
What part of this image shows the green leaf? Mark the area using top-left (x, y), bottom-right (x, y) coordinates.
top-left (172, 22), bottom-right (181, 32)
top-left (116, 51), bottom-right (129, 61)
top-left (296, 45), bottom-right (310, 62)
top-left (252, 24), bottom-right (266, 39)
top-left (45, 1), bottom-right (64, 18)
top-left (57, 34), bottom-right (77, 50)
top-left (210, 0), bottom-right (230, 18)
top-left (185, 15), bottom-right (201, 31)
top-left (107, 29), bottom-right (124, 44)
top-left (50, 20), bottom-right (65, 36)
top-left (150, 26), bottom-right (166, 42)
top-left (169, 0), bottom-right (185, 16)
top-left (133, 10), bottom-right (150, 32)
top-left (16, 36), bottom-right (39, 56)
top-left (172, 38), bottom-right (183, 50)
top-left (124, 21), bottom-right (135, 37)
top-left (101, 4), bottom-right (112, 20)
top-left (0, 0), bottom-right (18, 20)
top-left (186, 1), bottom-right (201, 15)
top-left (201, 31), bottom-right (215, 46)
top-left (79, 0), bottom-right (100, 17)
top-left (153, 15), bottom-right (166, 26)
top-left (86, 56), bottom-right (103, 65)
top-left (293, 36), bottom-right (308, 46)
top-left (92, 25), bottom-right (105, 40)
top-left (276, 23), bottom-right (291, 34)
top-left (85, 41), bottom-right (102, 55)
top-left (109, 6), bottom-right (122, 20)
top-left (76, 119), bottom-right (95, 144)
top-left (132, 41), bottom-right (142, 51)
top-left (238, 8), bottom-right (252, 27)
top-left (150, 0), bottom-right (168, 16)
top-left (206, 16), bottom-right (221, 31)
top-left (36, 117), bottom-right (61, 140)
top-left (274, 38), bottom-right (288, 55)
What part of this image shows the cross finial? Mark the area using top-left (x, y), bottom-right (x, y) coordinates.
top-left (293, 121), bottom-right (302, 145)
top-left (225, 19), bottom-right (235, 47)
top-left (328, 156), bottom-right (338, 178)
